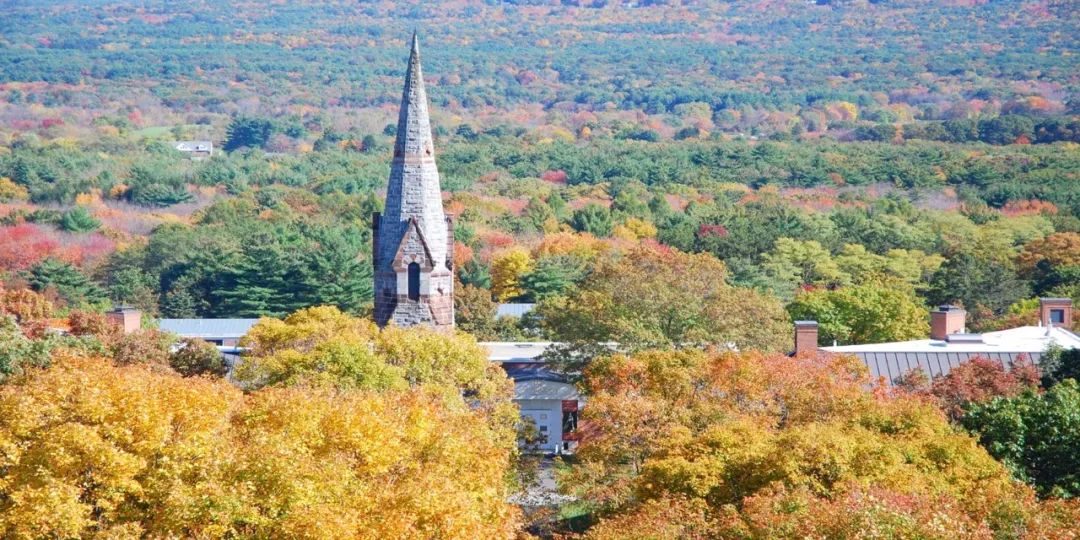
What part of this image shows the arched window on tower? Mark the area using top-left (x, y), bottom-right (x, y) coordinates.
top-left (407, 262), bottom-right (421, 301)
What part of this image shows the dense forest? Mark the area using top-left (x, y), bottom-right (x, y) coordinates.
top-left (1, 0), bottom-right (1080, 537)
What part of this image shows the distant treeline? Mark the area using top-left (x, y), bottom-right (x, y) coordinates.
top-left (851, 115), bottom-right (1080, 145)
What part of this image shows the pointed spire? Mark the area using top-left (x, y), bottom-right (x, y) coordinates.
top-left (373, 33), bottom-right (454, 331)
top-left (380, 32), bottom-right (446, 250)
top-left (393, 31), bottom-right (433, 160)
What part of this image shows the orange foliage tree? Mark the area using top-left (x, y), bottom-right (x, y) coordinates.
top-left (567, 348), bottom-right (1080, 539)
top-left (1017, 232), bottom-right (1080, 277)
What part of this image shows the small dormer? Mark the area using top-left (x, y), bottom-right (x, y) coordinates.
top-left (1040, 298), bottom-right (1073, 330)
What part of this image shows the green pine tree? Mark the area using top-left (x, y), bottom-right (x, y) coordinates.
top-left (25, 258), bottom-right (108, 308)
top-left (298, 227), bottom-right (373, 314)
top-left (59, 205), bottom-right (100, 233)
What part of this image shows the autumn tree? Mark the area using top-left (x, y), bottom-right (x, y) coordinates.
top-left (565, 348), bottom-right (1080, 538)
top-left (490, 248), bottom-right (533, 302)
top-left (537, 244), bottom-right (790, 354)
top-left (1017, 232), bottom-right (1080, 276)
top-left (455, 282), bottom-right (500, 339)
top-left (169, 337), bottom-right (229, 377)
top-left (234, 306), bottom-right (515, 417)
top-left (922, 355), bottom-right (1040, 420)
top-left (0, 287), bottom-right (54, 325)
top-left (0, 355), bottom-right (522, 538)
top-left (786, 282), bottom-right (929, 345)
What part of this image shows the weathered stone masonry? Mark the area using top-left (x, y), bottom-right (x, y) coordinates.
top-left (373, 34), bottom-right (455, 331)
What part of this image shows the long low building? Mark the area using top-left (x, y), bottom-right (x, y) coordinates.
top-left (796, 298), bottom-right (1078, 384)
top-left (824, 324), bottom-right (1080, 382)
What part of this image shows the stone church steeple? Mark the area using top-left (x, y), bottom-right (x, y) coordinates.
top-left (373, 33), bottom-right (454, 330)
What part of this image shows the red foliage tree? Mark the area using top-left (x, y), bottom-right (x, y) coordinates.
top-left (0, 224), bottom-right (59, 271)
top-left (697, 224), bottom-right (729, 238)
top-left (927, 355), bottom-right (1040, 420)
top-left (540, 170), bottom-right (568, 184)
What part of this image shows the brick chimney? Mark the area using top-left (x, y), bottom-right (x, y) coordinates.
top-left (106, 306), bottom-right (141, 334)
top-left (794, 321), bottom-right (819, 355)
top-left (930, 305), bottom-right (965, 341)
top-left (1040, 298), bottom-right (1073, 330)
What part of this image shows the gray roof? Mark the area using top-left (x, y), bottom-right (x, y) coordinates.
top-left (159, 318), bottom-right (259, 339)
top-left (825, 325), bottom-right (1080, 384)
top-left (514, 379), bottom-right (580, 401)
top-left (496, 303), bottom-right (535, 318)
top-left (851, 350), bottom-right (1046, 383)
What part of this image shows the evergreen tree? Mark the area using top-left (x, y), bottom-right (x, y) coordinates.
top-left (928, 251), bottom-right (1030, 322)
top-left (212, 234), bottom-right (302, 318)
top-left (547, 191), bottom-right (568, 220)
top-left (298, 226), bottom-right (373, 314)
top-left (520, 255), bottom-right (586, 301)
top-left (459, 259), bottom-right (491, 289)
top-left (58, 205), bottom-right (100, 232)
top-left (25, 258), bottom-right (107, 308)
top-left (570, 203), bottom-right (614, 237)
top-left (223, 116), bottom-right (275, 152)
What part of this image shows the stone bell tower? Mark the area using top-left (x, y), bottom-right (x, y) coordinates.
top-left (372, 33), bottom-right (454, 330)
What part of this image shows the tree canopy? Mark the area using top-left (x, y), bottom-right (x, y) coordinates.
top-left (564, 347), bottom-right (1080, 538)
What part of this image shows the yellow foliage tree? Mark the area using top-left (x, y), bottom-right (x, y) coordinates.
top-left (1017, 232), bottom-right (1080, 277)
top-left (236, 306), bottom-right (515, 415)
top-left (0, 177), bottom-right (29, 201)
top-left (238, 306), bottom-right (517, 442)
top-left (611, 218), bottom-right (657, 241)
top-left (490, 248), bottom-right (533, 302)
top-left (537, 244), bottom-right (790, 352)
top-left (0, 354), bottom-right (522, 539)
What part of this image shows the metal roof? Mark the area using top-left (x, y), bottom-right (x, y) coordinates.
top-left (159, 318), bottom-right (260, 339)
top-left (496, 303), bottom-right (536, 318)
top-left (823, 325), bottom-right (1080, 383)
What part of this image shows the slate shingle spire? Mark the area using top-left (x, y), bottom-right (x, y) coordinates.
top-left (372, 33), bottom-right (454, 330)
